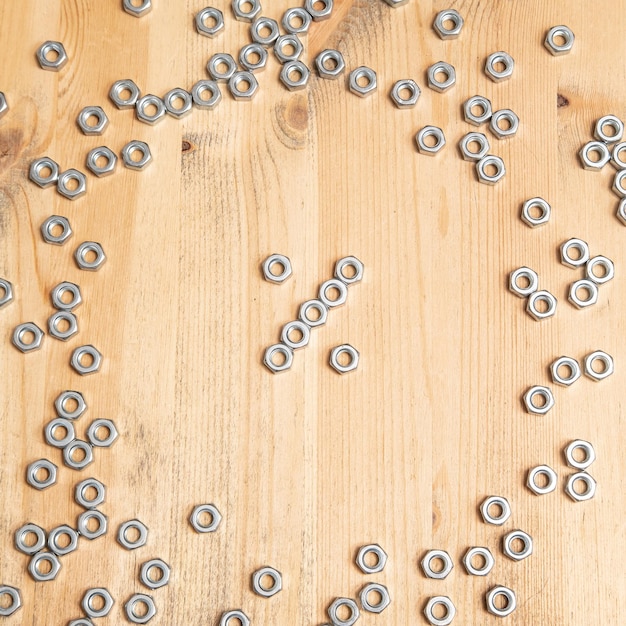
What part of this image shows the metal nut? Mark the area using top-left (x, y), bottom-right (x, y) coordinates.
top-left (282, 7), bottom-right (311, 34)
top-left (70, 345), bottom-right (103, 375)
top-left (565, 439), bottom-right (595, 470)
top-left (618, 198), bottom-right (626, 225)
top-left (36, 41), bottom-right (68, 71)
top-left (613, 169), bottom-right (626, 197)
top-left (252, 566), bottom-right (282, 597)
top-left (77, 510), bottom-right (108, 540)
top-left (561, 237), bottom-right (590, 267)
top-left (526, 290), bottom-right (557, 320)
top-left (48, 311), bottom-right (78, 341)
top-left (463, 95), bottom-right (492, 126)
top-left (424, 596), bottom-right (455, 626)
top-left (264, 343), bottom-right (294, 374)
top-left (421, 549), bottom-right (453, 579)
top-left (82, 588), bottom-right (114, 618)
top-left (319, 279), bottom-right (348, 308)
top-left (136, 94), bottom-right (166, 125)
top-left (359, 583), bottom-right (390, 613)
top-left (458, 132), bottom-right (490, 161)
top-left (109, 79), bottom-right (141, 109)
top-left (220, 610), bottom-right (249, 626)
top-left (480, 495), bottom-right (511, 525)
top-left (0, 278), bottom-right (13, 308)
top-left (427, 61), bottom-right (456, 92)
top-left (164, 88), bottom-right (193, 118)
top-left (189, 504), bottom-right (222, 533)
top-left (550, 356), bottom-right (581, 386)
top-left (63, 439), bottom-right (94, 470)
top-left (28, 551), bottom-right (61, 581)
top-left (250, 17), bottom-right (280, 47)
top-left (568, 279), bottom-right (598, 309)
top-left (526, 465), bottom-right (558, 495)
top-left (207, 53), bottom-right (237, 82)
top-left (583, 350), bottom-right (614, 381)
top-left (77, 106), bottom-right (108, 136)
top-left (523, 385), bottom-right (555, 415)
top-left (125, 594), bottom-right (157, 624)
top-left (579, 141), bottom-right (610, 170)
top-left (349, 66), bottom-right (377, 97)
top-left (48, 525), bottom-right (79, 556)
top-left (229, 72), bottom-right (259, 101)
top-left (586, 255), bottom-right (614, 284)
top-left (327, 598), bottom-right (359, 626)
top-left (274, 34), bottom-right (303, 64)
top-left (595, 115), bottom-right (624, 144)
top-left (12, 322), bottom-right (44, 353)
top-left (233, 0), bottom-right (261, 22)
top-left (75, 477), bottom-right (106, 509)
top-left (476, 155), bottom-right (506, 185)
top-left (355, 543), bottom-right (387, 574)
top-left (329, 344), bottom-right (359, 374)
top-left (51, 282), bottom-right (82, 311)
top-left (57, 169), bottom-right (87, 200)
top-left (565, 472), bottom-right (597, 502)
top-left (298, 300), bottom-right (328, 328)
top-left (87, 418), bottom-right (119, 448)
top-left (508, 267), bottom-right (539, 298)
top-left (485, 51), bottom-right (514, 82)
top-left (0, 586), bottom-right (21, 617)
top-left (335, 256), bottom-right (364, 284)
top-left (239, 44), bottom-right (268, 73)
top-left (390, 79), bottom-right (420, 108)
top-left (195, 7), bottom-right (224, 37)
top-left (521, 197), bottom-right (551, 227)
top-left (281, 320), bottom-right (310, 350)
top-left (305, 0), bottom-right (332, 20)
top-left (86, 146), bottom-right (117, 177)
top-left (140, 559), bottom-right (171, 590)
top-left (122, 140), bottom-right (152, 170)
top-left (280, 60), bottom-right (310, 91)
top-left (503, 529), bottom-right (533, 561)
top-left (490, 109), bottom-right (519, 139)
top-left (462, 546), bottom-right (494, 576)
top-left (433, 9), bottom-right (463, 39)
top-left (486, 586), bottom-right (517, 617)
top-left (30, 157), bottom-right (60, 188)
top-left (191, 80), bottom-right (222, 108)
top-left (14, 523), bottom-right (46, 555)
top-left (611, 142), bottom-right (626, 169)
top-left (44, 417), bottom-right (76, 448)
top-left (55, 389), bottom-right (86, 418)
top-left (315, 49), bottom-right (345, 80)
top-left (75, 241), bottom-right (106, 271)
top-left (123, 0), bottom-right (152, 17)
top-left (416, 126), bottom-right (446, 156)
top-left (117, 519), bottom-right (148, 549)
top-left (263, 254), bottom-right (292, 283)
top-left (544, 25), bottom-right (574, 55)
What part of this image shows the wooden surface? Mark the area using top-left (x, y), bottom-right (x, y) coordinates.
top-left (1, 0), bottom-right (625, 624)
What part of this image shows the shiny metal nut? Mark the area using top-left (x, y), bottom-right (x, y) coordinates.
top-left (117, 519), bottom-right (148, 549)
top-left (136, 94), bottom-right (165, 125)
top-left (560, 237), bottom-right (590, 268)
top-left (12, 322), bottom-right (44, 353)
top-left (508, 266), bottom-right (539, 298)
top-left (349, 66), bottom-right (377, 97)
top-left (250, 17), bottom-right (280, 47)
top-left (526, 465), bottom-right (558, 495)
top-left (164, 88), bottom-right (193, 118)
top-left (579, 141), bottom-right (610, 170)
top-left (229, 72), bottom-right (259, 101)
top-left (30, 156), bottom-right (60, 188)
top-left (48, 311), bottom-right (78, 341)
top-left (544, 25), bottom-right (574, 55)
top-left (82, 588), bottom-right (114, 618)
top-left (327, 598), bottom-right (359, 626)
top-left (485, 51), bottom-right (514, 82)
top-left (319, 279), bottom-right (348, 308)
top-left (28, 551), bottom-right (61, 582)
top-left (416, 126), bottom-right (445, 156)
top-left (490, 108), bottom-right (519, 140)
top-left (140, 559), bottom-right (171, 589)
top-left (329, 344), bottom-right (359, 374)
top-left (274, 34), bottom-right (303, 63)
top-left (195, 7), bottom-right (224, 37)
top-left (611, 142), bottom-right (626, 169)
top-left (298, 300), bottom-right (328, 328)
top-left (239, 44), bottom-right (267, 72)
top-left (0, 92), bottom-right (7, 119)
top-left (427, 61), bottom-right (456, 93)
top-left (305, 0), bottom-right (332, 20)
top-left (125, 594), bottom-right (157, 624)
top-left (233, 0), bottom-right (261, 22)
top-left (433, 9), bottom-right (464, 39)
top-left (75, 477), bottom-right (106, 509)
top-left (14, 523), bottom-right (46, 555)
top-left (458, 132), bottom-right (489, 161)
top-left (480, 495), bottom-right (511, 525)
top-left (280, 60), bottom-right (310, 91)
top-left (463, 95), bottom-right (492, 126)
top-left (71, 345), bottom-right (103, 375)
top-left (390, 79), bottom-right (420, 108)
top-left (191, 80), bottom-right (222, 108)
top-left (618, 198), bottom-right (626, 225)
top-left (189, 504), bottom-right (222, 533)
top-left (584, 350), bottom-right (614, 381)
top-left (86, 146), bottom-right (117, 177)
top-left (264, 343), bottom-right (294, 374)
top-left (526, 290), bottom-right (557, 320)
top-left (565, 472), bottom-right (597, 502)
top-left (263, 254), bottom-right (292, 283)
top-left (36, 41), bottom-right (68, 71)
top-left (476, 155), bottom-right (506, 185)
top-left (595, 115), bottom-right (624, 144)
top-left (315, 49), bottom-right (345, 80)
top-left (44, 417), bottom-right (76, 448)
top-left (282, 7), bottom-right (311, 34)
top-left (335, 256), bottom-right (364, 284)
top-left (220, 610), bottom-right (249, 626)
top-left (360, 583), bottom-right (390, 614)
top-left (421, 549), bottom-right (453, 579)
top-left (207, 53), bottom-right (237, 82)
top-left (486, 586), bottom-right (516, 617)
top-left (0, 586), bottom-right (21, 616)
top-left (55, 389), bottom-right (86, 419)
top-left (57, 169), bottom-right (87, 200)
top-left (586, 255), bottom-right (614, 284)
top-left (110, 79), bottom-right (141, 109)
top-left (424, 596), bottom-right (455, 626)
top-left (281, 320), bottom-right (310, 350)
top-left (77, 106), bottom-right (108, 136)
top-left (523, 385), bottom-right (555, 415)
top-left (462, 546), bottom-right (494, 576)
top-left (521, 197), bottom-right (550, 227)
top-left (565, 439), bottom-right (595, 470)
top-left (77, 510), bottom-right (108, 540)
top-left (122, 140), bottom-right (152, 170)
top-left (123, 0), bottom-right (152, 17)
top-left (568, 279), bottom-right (598, 309)
top-left (48, 525), bottom-right (79, 556)
top-left (63, 439), bottom-right (94, 470)
top-left (0, 278), bottom-right (13, 308)
top-left (252, 566), bottom-right (282, 597)
top-left (355, 543), bottom-right (387, 574)
top-left (503, 529), bottom-right (533, 561)
top-left (75, 241), bottom-right (106, 271)
top-left (86, 418), bottom-right (118, 447)
top-left (613, 169), bottom-right (626, 197)
top-left (550, 356), bottom-right (581, 386)
top-left (51, 282), bottom-right (82, 311)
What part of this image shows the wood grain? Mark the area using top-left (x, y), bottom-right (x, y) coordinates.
top-left (1, 0), bottom-right (625, 624)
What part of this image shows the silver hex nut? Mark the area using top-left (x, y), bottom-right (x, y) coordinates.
top-left (568, 279), bottom-right (598, 309)
top-left (70, 345), bottom-right (103, 375)
top-left (523, 385), bottom-right (555, 415)
top-left (48, 311), bottom-right (78, 341)
top-left (315, 49), bottom-right (345, 80)
top-left (583, 350), bottom-right (614, 381)
top-left (550, 356), bottom-right (581, 386)
top-left (229, 72), bottom-right (259, 101)
top-left (233, 0), bottom-right (261, 22)
top-left (390, 79), bottom-right (420, 109)
top-left (109, 79), bottom-right (141, 109)
top-left (427, 61), bottom-right (456, 93)
top-left (252, 566), bottom-right (282, 597)
top-left (0, 278), bottom-right (14, 308)
top-left (463, 95), bottom-right (492, 126)
top-left (189, 504), bottom-right (222, 533)
top-left (136, 94), bottom-right (166, 125)
top-left (264, 344), bottom-right (294, 374)
top-left (26, 459), bottom-right (58, 490)
top-left (485, 51), bottom-right (515, 82)
top-left (82, 588), bottom-right (115, 619)
top-left (349, 67), bottom-right (377, 98)
top-left (544, 25), bottom-right (575, 56)
top-left (195, 7), bottom-right (224, 37)
top-left (279, 61), bottom-right (310, 91)
top-left (416, 126), bottom-right (446, 156)
top-left (122, 140), bottom-right (152, 170)
top-left (28, 551), bottom-right (61, 582)
top-left (140, 559), bottom-right (171, 590)
top-left (433, 9), bottom-right (464, 39)
top-left (86, 146), bottom-right (117, 177)
top-left (57, 169), bottom-right (87, 201)
top-left (579, 141), bottom-right (610, 170)
top-left (12, 322), bottom-right (44, 353)
top-left (164, 88), bottom-right (193, 118)
top-left (502, 529), bottom-right (533, 561)
top-left (305, 0), bottom-right (333, 20)
top-left (36, 41), bottom-right (68, 71)
top-left (383, 0), bottom-right (409, 6)
top-left (458, 132), bottom-right (490, 161)
top-left (86, 419), bottom-right (119, 448)
top-left (262, 254), bottom-right (292, 283)
top-left (29, 156), bottom-right (60, 188)
top-left (476, 155), bottom-right (506, 185)
top-left (0, 585), bottom-right (21, 616)
top-left (274, 34), bottom-right (304, 64)
top-left (565, 472), bottom-right (597, 502)
top-left (526, 290), bottom-right (557, 320)
top-left (41, 215), bottom-right (73, 244)
top-left (521, 197), bottom-right (551, 228)
top-left (329, 344), bottom-right (359, 374)
top-left (77, 106), bottom-right (109, 136)
top-left (123, 0), bottom-right (152, 17)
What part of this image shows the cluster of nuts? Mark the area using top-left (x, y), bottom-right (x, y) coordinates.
top-left (262, 255), bottom-right (363, 375)
top-left (508, 266), bottom-right (558, 321)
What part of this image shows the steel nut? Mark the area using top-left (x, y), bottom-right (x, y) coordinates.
top-left (305, 0), bottom-right (332, 20)
top-left (71, 345), bottom-right (103, 375)
top-left (36, 41), bottom-right (68, 71)
top-left (86, 146), bottom-right (117, 177)
top-left (109, 79), bottom-right (141, 109)
top-left (486, 586), bottom-right (517, 618)
top-left (82, 588), bottom-right (114, 619)
top-left (502, 530), bottom-right (533, 561)
top-left (480, 495), bottom-right (511, 525)
top-left (26, 459), bottom-right (57, 490)
top-left (390, 79), bottom-right (420, 108)
top-left (579, 141), bottom-right (610, 171)
top-left (565, 472), bottom-right (597, 502)
top-left (328, 598), bottom-right (359, 626)
top-left (125, 594), bottom-right (157, 624)
top-left (238, 44), bottom-right (268, 73)
top-left (565, 440), bottom-right (596, 470)
top-left (544, 25), bottom-right (575, 56)
top-left (57, 169), bottom-right (87, 201)
top-left (521, 197), bottom-right (551, 228)
top-left (117, 519), bottom-right (149, 549)
top-left (48, 525), bottom-right (79, 556)
top-left (86, 419), bottom-right (119, 448)
top-left (462, 547), bottom-right (495, 576)
top-left (526, 465), bottom-right (558, 495)
top-left (433, 9), bottom-right (464, 39)
top-left (523, 385), bottom-right (555, 415)
top-left (63, 440), bottom-right (94, 470)
top-left (122, 140), bottom-right (152, 170)
top-left (508, 267), bottom-right (538, 298)
top-left (263, 344), bottom-right (294, 374)
top-left (29, 156), bottom-right (60, 188)
top-left (274, 34), bottom-right (303, 64)
top-left (233, 0), bottom-right (261, 22)
top-left (250, 17), bottom-right (280, 47)
top-left (12, 322), bottom-right (44, 353)
top-left (78, 510), bottom-right (108, 540)
top-left (51, 282), bottom-right (82, 311)
top-left (0, 586), bottom-right (21, 616)
top-left (77, 106), bottom-right (109, 136)
top-left (485, 51), bottom-right (515, 82)
top-left (568, 279), bottom-right (598, 309)
top-left (123, 0), bottom-right (152, 17)
top-left (140, 559), bottom-right (171, 590)
top-left (476, 155), bottom-right (506, 185)
top-left (229, 72), bottom-right (259, 101)
top-left (48, 311), bottom-right (78, 341)
top-left (189, 504), bottom-right (222, 533)
top-left (583, 350), bottom-right (614, 381)
top-left (329, 344), bottom-right (359, 374)
top-left (252, 566), bottom-right (282, 598)
top-left (41, 215), bottom-right (73, 244)
top-left (586, 255), bottom-right (615, 284)
top-left (207, 53), bottom-right (237, 82)
top-left (618, 198), bottom-right (626, 225)
top-left (416, 126), bottom-right (446, 156)
top-left (195, 7), bottom-right (224, 37)
top-left (136, 94), bottom-right (166, 125)
top-left (28, 551), bottom-right (61, 582)
top-left (595, 115), bottom-right (624, 144)
top-left (15, 523), bottom-right (46, 555)
top-left (0, 278), bottom-right (14, 308)
top-left (298, 300), bottom-right (328, 328)
top-left (164, 88), bottom-right (193, 118)
top-left (315, 49), bottom-right (345, 80)
top-left (355, 543), bottom-right (388, 574)
top-left (463, 95), bottom-right (492, 126)
top-left (262, 254), bottom-right (292, 283)
top-left (349, 66), bottom-right (377, 98)
top-left (282, 7), bottom-right (312, 34)
top-left (526, 290), bottom-right (557, 320)
top-left (75, 241), bottom-right (106, 271)
top-left (75, 478), bottom-right (106, 509)
top-left (613, 169), bottom-right (626, 197)
top-left (424, 596), bottom-right (455, 626)
top-left (279, 60), bottom-right (310, 91)
top-left (560, 238), bottom-right (590, 268)
top-left (550, 356), bottom-right (581, 386)
top-left (68, 620), bottom-right (94, 626)
top-left (421, 549), bottom-right (454, 579)
top-left (490, 109), bottom-right (519, 140)
top-left (458, 132), bottom-right (490, 161)
top-left (191, 80), bottom-right (222, 108)
top-left (359, 583), bottom-right (390, 614)
top-left (0, 92), bottom-right (8, 119)
top-left (220, 611), bottom-right (249, 626)
top-left (427, 61), bottom-right (456, 93)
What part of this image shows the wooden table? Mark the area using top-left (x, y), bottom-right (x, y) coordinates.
top-left (1, 1), bottom-right (624, 624)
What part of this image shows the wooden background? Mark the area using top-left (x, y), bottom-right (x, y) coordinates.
top-left (0, 0), bottom-right (625, 624)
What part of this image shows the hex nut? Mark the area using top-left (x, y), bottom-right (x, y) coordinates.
top-left (550, 356), bottom-right (581, 386)
top-left (77, 106), bottom-right (109, 136)
top-left (279, 60), bottom-right (310, 91)
top-left (586, 255), bottom-right (615, 284)
top-left (77, 510), bottom-right (108, 540)
top-left (238, 44), bottom-right (268, 73)
top-left (36, 41), bottom-right (68, 71)
top-left (427, 61), bottom-right (456, 93)
top-left (327, 598), bottom-right (359, 626)
top-left (305, 0), bottom-right (332, 20)
top-left (319, 278), bottom-right (348, 308)
top-left (123, 0), bottom-right (152, 17)
top-left (48, 525), bottom-right (79, 556)
top-left (86, 419), bottom-right (118, 448)
top-left (252, 566), bottom-right (282, 597)
top-left (122, 140), bottom-right (152, 170)
top-left (57, 169), bottom-right (87, 201)
top-left (421, 549), bottom-right (454, 579)
top-left (0, 279), bottom-right (14, 308)
top-left (228, 72), bottom-right (259, 101)
top-left (12, 322), bottom-right (44, 353)
top-left (75, 242), bottom-right (106, 271)
top-left (508, 267), bottom-right (539, 298)
top-left (44, 417), bottom-right (76, 448)
top-left (329, 344), bottom-right (359, 374)
top-left (51, 282), bottom-right (82, 312)
top-left (281, 320), bottom-right (310, 350)
top-left (433, 9), bottom-right (463, 39)
top-left (611, 142), bottom-right (626, 170)
top-left (583, 350), bottom-right (614, 381)
top-left (561, 238), bottom-right (590, 268)
top-left (0, 586), bottom-right (22, 616)
top-left (191, 80), bottom-right (222, 108)
top-left (298, 299), bottom-right (328, 328)
top-left (136, 94), bottom-right (166, 125)
top-left (207, 53), bottom-right (237, 82)
top-left (526, 290), bottom-right (557, 321)
top-left (117, 519), bottom-right (149, 550)
top-left (390, 79), bottom-right (420, 108)
top-left (315, 49), bottom-right (345, 80)
top-left (565, 472), bottom-right (597, 502)
top-left (70, 345), bottom-right (103, 375)
top-left (250, 17), bottom-right (280, 47)
top-left (618, 198), bottom-right (626, 225)
top-left (28, 551), bottom-right (61, 582)
top-left (264, 343), bottom-right (294, 374)
top-left (349, 66), bottom-right (377, 97)
top-left (233, 0), bottom-right (261, 22)
top-left (262, 254), bottom-right (292, 283)
top-left (29, 157), bottom-right (60, 188)
top-left (63, 439), bottom-right (94, 470)
top-left (335, 256), bottom-right (364, 285)
top-left (109, 79), bottom-right (141, 109)
top-left (521, 197), bottom-right (551, 228)
top-left (195, 7), bottom-right (224, 37)
top-left (458, 132), bottom-right (490, 161)
top-left (565, 440), bottom-right (596, 470)
top-left (0, 92), bottom-right (7, 119)
top-left (189, 504), bottom-right (222, 533)
top-left (579, 141), bottom-right (610, 171)
top-left (503, 529), bottom-right (533, 561)
top-left (164, 88), bottom-right (193, 118)
top-left (140, 559), bottom-right (171, 590)
top-left (55, 389), bottom-right (86, 419)
top-left (480, 495), bottom-right (511, 525)
top-left (424, 596), bottom-right (455, 626)
top-left (220, 610), bottom-right (249, 626)
top-left (41, 215), bottom-right (73, 245)
top-left (526, 465), bottom-right (558, 495)
top-left (125, 594), bottom-right (157, 624)
top-left (14, 523), bottom-right (46, 555)
top-left (568, 279), bottom-right (598, 309)
top-left (75, 478), bottom-right (106, 509)
top-left (86, 146), bottom-right (117, 177)
top-left (595, 115), bottom-right (624, 144)
top-left (486, 586), bottom-right (517, 618)
top-left (462, 547), bottom-right (495, 576)
top-left (613, 169), bottom-right (626, 197)
top-left (476, 155), bottom-right (506, 185)
top-left (523, 385), bottom-right (555, 415)
top-left (485, 51), bottom-right (515, 82)
top-left (490, 109), bottom-right (520, 140)
top-left (355, 543), bottom-right (388, 574)
top-left (544, 25), bottom-right (575, 55)
top-left (282, 7), bottom-right (312, 34)
top-left (48, 311), bottom-right (78, 341)
top-left (463, 95), bottom-right (492, 126)
top-left (274, 34), bottom-right (303, 64)
top-left (82, 588), bottom-right (114, 619)
top-left (359, 583), bottom-right (390, 614)
top-left (416, 126), bottom-right (446, 156)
